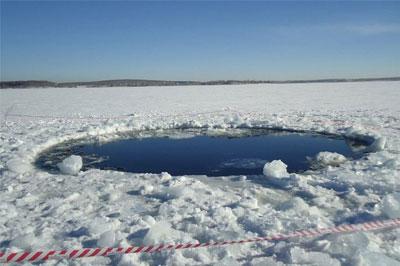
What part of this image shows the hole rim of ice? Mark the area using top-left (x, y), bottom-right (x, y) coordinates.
top-left (33, 126), bottom-right (373, 176)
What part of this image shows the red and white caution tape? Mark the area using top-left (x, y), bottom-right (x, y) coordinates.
top-left (1, 218), bottom-right (399, 264)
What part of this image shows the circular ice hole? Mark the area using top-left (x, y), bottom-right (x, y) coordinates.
top-left (35, 128), bottom-right (368, 176)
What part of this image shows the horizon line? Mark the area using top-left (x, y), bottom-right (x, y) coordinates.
top-left (2, 76), bottom-right (400, 84)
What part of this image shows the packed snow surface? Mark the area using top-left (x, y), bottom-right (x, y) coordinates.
top-left (1, 81), bottom-right (400, 265)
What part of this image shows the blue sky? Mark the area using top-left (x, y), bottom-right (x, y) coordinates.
top-left (1, 1), bottom-right (400, 82)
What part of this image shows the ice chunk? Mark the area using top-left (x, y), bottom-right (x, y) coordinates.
top-left (10, 233), bottom-right (36, 250)
top-left (355, 251), bottom-right (400, 266)
top-left (211, 206), bottom-right (237, 221)
top-left (238, 197), bottom-right (259, 209)
top-left (97, 230), bottom-right (116, 247)
top-left (160, 172), bottom-right (172, 182)
top-left (6, 158), bottom-right (31, 174)
top-left (327, 232), bottom-right (369, 258)
top-left (159, 185), bottom-right (195, 200)
top-left (143, 221), bottom-right (187, 245)
top-left (263, 160), bottom-right (288, 178)
top-left (140, 184), bottom-right (154, 195)
top-left (313, 151), bottom-right (347, 167)
top-left (289, 247), bottom-right (340, 266)
top-left (57, 155), bottom-right (82, 175)
top-left (217, 257), bottom-right (241, 266)
top-left (88, 217), bottom-right (120, 235)
top-left (367, 136), bottom-right (386, 152)
top-left (381, 192), bottom-right (400, 218)
top-left (251, 257), bottom-right (285, 266)
top-left (278, 197), bottom-right (308, 211)
top-left (142, 215), bottom-right (156, 226)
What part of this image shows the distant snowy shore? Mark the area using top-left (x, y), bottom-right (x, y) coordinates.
top-left (1, 81), bottom-right (400, 265)
top-left (2, 77), bottom-right (399, 89)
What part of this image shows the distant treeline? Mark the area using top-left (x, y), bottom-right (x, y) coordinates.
top-left (1, 77), bottom-right (400, 89)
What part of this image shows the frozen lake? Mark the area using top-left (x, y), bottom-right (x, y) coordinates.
top-left (2, 81), bottom-right (399, 265)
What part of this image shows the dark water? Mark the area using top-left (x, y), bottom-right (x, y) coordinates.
top-left (36, 128), bottom-right (366, 176)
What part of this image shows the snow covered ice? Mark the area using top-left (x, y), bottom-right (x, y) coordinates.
top-left (1, 81), bottom-right (400, 265)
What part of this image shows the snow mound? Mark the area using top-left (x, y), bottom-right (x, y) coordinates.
top-left (57, 155), bottom-right (83, 175)
top-left (313, 151), bottom-right (347, 167)
top-left (381, 193), bottom-right (400, 219)
top-left (263, 160), bottom-right (288, 178)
